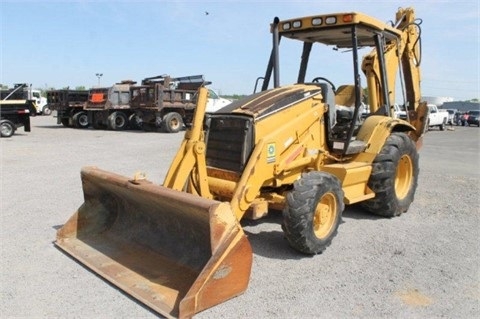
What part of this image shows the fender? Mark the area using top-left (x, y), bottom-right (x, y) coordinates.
top-left (354, 115), bottom-right (415, 162)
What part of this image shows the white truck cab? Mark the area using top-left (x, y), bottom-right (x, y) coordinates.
top-left (206, 89), bottom-right (231, 112)
top-left (28, 89), bottom-right (49, 114)
top-left (393, 104), bottom-right (407, 120)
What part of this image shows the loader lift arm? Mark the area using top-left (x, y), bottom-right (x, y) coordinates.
top-left (163, 87), bottom-right (212, 198)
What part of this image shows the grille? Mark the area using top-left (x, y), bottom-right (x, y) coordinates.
top-left (206, 116), bottom-right (254, 172)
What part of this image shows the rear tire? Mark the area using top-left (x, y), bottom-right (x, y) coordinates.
top-left (361, 132), bottom-right (419, 217)
top-left (72, 111), bottom-right (89, 129)
top-left (128, 113), bottom-right (142, 130)
top-left (282, 171), bottom-right (344, 254)
top-left (107, 111), bottom-right (128, 130)
top-left (0, 120), bottom-right (15, 137)
top-left (163, 112), bottom-right (183, 133)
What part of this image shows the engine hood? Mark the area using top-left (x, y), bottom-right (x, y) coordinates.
top-left (214, 84), bottom-right (323, 120)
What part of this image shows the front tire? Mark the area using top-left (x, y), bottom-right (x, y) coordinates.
top-left (361, 132), bottom-right (419, 217)
top-left (282, 171), bottom-right (344, 254)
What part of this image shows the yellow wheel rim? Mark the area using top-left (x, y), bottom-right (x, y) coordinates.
top-left (395, 154), bottom-right (413, 200)
top-left (313, 192), bottom-right (337, 239)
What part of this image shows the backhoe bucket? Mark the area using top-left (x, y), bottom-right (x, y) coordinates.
top-left (55, 167), bottom-right (252, 318)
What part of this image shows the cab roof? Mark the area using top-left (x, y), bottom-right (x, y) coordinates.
top-left (275, 12), bottom-right (402, 48)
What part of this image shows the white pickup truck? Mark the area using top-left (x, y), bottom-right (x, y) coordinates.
top-left (427, 104), bottom-right (448, 131)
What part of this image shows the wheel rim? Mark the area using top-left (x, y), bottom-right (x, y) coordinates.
top-left (170, 118), bottom-right (180, 130)
top-left (115, 116), bottom-right (125, 127)
top-left (395, 154), bottom-right (413, 200)
top-left (313, 192), bottom-right (337, 239)
top-left (79, 115), bottom-right (89, 126)
top-left (1, 124), bottom-right (13, 136)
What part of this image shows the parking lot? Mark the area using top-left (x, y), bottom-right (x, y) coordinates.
top-left (1, 115), bottom-right (479, 318)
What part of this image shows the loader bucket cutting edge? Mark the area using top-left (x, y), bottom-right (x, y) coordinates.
top-left (55, 166), bottom-right (252, 318)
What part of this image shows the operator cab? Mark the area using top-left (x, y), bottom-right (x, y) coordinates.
top-left (261, 12), bottom-right (405, 155)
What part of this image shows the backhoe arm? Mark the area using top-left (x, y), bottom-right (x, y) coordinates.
top-left (362, 7), bottom-right (422, 113)
top-left (361, 7), bottom-right (428, 142)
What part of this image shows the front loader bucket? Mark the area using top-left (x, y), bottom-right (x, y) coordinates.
top-left (55, 167), bottom-right (252, 318)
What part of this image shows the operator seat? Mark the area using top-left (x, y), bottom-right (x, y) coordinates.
top-left (334, 84), bottom-right (364, 125)
top-left (331, 84), bottom-right (367, 154)
top-left (335, 85), bottom-right (356, 107)
top-left (335, 85), bottom-right (356, 121)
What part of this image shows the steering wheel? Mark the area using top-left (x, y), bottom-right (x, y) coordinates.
top-left (312, 77), bottom-right (336, 92)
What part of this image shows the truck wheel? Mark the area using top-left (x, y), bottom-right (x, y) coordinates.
top-left (128, 113), bottom-right (142, 130)
top-left (107, 111), bottom-right (128, 130)
top-left (42, 105), bottom-right (52, 116)
top-left (282, 171), bottom-right (344, 254)
top-left (72, 112), bottom-right (89, 129)
top-left (439, 122), bottom-right (445, 131)
top-left (361, 132), bottom-right (419, 217)
top-left (163, 112), bottom-right (183, 133)
top-left (0, 120), bottom-right (15, 138)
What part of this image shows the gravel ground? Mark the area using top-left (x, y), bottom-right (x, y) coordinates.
top-left (1, 116), bottom-right (479, 318)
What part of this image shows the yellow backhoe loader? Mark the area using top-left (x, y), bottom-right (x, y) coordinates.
top-left (56, 7), bottom-right (428, 318)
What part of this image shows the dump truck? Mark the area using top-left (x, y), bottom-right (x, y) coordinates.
top-left (56, 7), bottom-right (428, 318)
top-left (83, 80), bottom-right (137, 130)
top-left (130, 75), bottom-right (230, 132)
top-left (0, 102), bottom-right (34, 137)
top-left (1, 84), bottom-right (36, 137)
top-left (46, 89), bottom-right (89, 127)
top-left (1, 83), bottom-right (48, 115)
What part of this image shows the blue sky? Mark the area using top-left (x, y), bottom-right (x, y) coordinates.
top-left (1, 0), bottom-right (479, 101)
